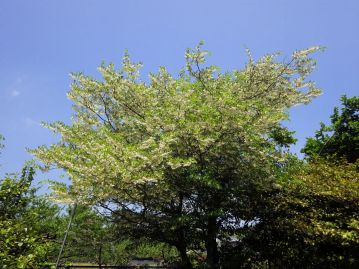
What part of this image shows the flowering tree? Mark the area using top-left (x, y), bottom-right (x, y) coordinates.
top-left (32, 44), bottom-right (321, 269)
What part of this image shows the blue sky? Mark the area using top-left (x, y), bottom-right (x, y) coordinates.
top-left (1, 0), bottom-right (358, 188)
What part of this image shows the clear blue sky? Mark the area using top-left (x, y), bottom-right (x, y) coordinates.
top-left (1, 1), bottom-right (358, 187)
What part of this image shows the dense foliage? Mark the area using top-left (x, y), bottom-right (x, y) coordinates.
top-left (0, 166), bottom-right (60, 268)
top-left (0, 164), bottom-right (178, 268)
top-left (2, 46), bottom-right (357, 268)
top-left (32, 44), bottom-right (322, 269)
top-left (57, 205), bottom-right (178, 266)
top-left (238, 158), bottom-right (359, 268)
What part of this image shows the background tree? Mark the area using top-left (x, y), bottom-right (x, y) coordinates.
top-left (245, 158), bottom-right (359, 269)
top-left (44, 203), bottom-right (179, 267)
top-left (241, 95), bottom-right (359, 268)
top-left (57, 205), bottom-right (118, 266)
top-left (32, 44), bottom-right (322, 269)
top-left (302, 95), bottom-right (359, 162)
top-left (0, 165), bottom-right (60, 268)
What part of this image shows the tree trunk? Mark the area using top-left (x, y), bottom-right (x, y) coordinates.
top-left (205, 217), bottom-right (220, 269)
top-left (176, 243), bottom-right (193, 269)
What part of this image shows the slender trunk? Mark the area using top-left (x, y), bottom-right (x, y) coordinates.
top-left (205, 217), bottom-right (220, 269)
top-left (98, 245), bottom-right (102, 269)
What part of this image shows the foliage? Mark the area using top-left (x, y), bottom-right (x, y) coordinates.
top-left (108, 240), bottom-right (178, 265)
top-left (302, 95), bottom-right (359, 162)
top-left (242, 158), bottom-right (359, 268)
top-left (226, 96), bottom-right (359, 268)
top-left (54, 205), bottom-right (179, 266)
top-left (57, 205), bottom-right (116, 266)
top-left (0, 166), bottom-right (60, 269)
top-left (32, 44), bottom-right (322, 268)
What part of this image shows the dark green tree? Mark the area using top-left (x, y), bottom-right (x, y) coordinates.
top-left (242, 94), bottom-right (359, 267)
top-left (302, 95), bottom-right (359, 162)
top-left (246, 158), bottom-right (359, 269)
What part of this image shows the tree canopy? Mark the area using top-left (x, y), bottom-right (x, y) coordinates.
top-left (33, 43), bottom-right (320, 268)
top-left (31, 44), bottom-right (323, 269)
top-left (0, 45), bottom-right (353, 268)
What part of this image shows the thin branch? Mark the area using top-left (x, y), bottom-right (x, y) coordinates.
top-left (99, 94), bottom-right (118, 132)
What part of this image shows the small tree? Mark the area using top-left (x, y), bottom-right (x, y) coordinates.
top-left (32, 44), bottom-right (322, 269)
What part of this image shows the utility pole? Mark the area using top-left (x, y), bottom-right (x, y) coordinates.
top-left (55, 203), bottom-right (77, 269)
